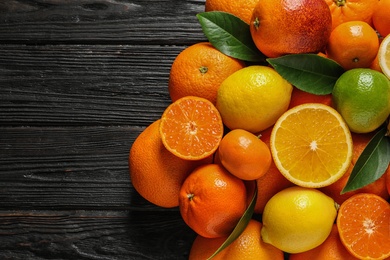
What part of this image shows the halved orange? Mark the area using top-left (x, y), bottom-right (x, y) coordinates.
top-left (159, 96), bottom-right (224, 160)
top-left (378, 34), bottom-right (390, 80)
top-left (337, 193), bottom-right (390, 260)
top-left (270, 103), bottom-right (353, 188)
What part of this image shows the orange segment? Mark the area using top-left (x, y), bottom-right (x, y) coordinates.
top-left (270, 103), bottom-right (353, 188)
top-left (159, 96), bottom-right (224, 160)
top-left (337, 193), bottom-right (390, 260)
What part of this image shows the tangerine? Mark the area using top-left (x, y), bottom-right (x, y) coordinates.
top-left (204, 0), bottom-right (259, 24)
top-left (372, 0), bottom-right (390, 37)
top-left (288, 87), bottom-right (332, 109)
top-left (168, 42), bottom-right (245, 104)
top-left (250, 0), bottom-right (332, 58)
top-left (129, 120), bottom-right (212, 208)
top-left (179, 164), bottom-right (247, 238)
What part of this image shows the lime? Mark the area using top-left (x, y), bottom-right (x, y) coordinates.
top-left (216, 65), bottom-right (292, 133)
top-left (261, 186), bottom-right (337, 254)
top-left (332, 68), bottom-right (390, 133)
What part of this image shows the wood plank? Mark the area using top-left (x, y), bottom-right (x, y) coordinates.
top-left (0, 0), bottom-right (206, 44)
top-left (0, 209), bottom-right (195, 259)
top-left (0, 44), bottom-right (196, 126)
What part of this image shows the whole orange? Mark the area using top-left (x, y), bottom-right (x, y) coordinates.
top-left (387, 165), bottom-right (390, 196)
top-left (189, 220), bottom-right (284, 260)
top-left (288, 87), bottom-right (333, 109)
top-left (179, 164), bottom-right (247, 238)
top-left (205, 0), bottom-right (259, 24)
top-left (372, 0), bottom-right (390, 37)
top-left (129, 120), bottom-right (212, 208)
top-left (289, 224), bottom-right (359, 260)
top-left (320, 132), bottom-right (390, 205)
top-left (326, 21), bottom-right (379, 70)
top-left (218, 129), bottom-right (272, 181)
top-left (250, 0), bottom-right (332, 58)
top-left (168, 42), bottom-right (245, 105)
top-left (325, 0), bottom-right (379, 30)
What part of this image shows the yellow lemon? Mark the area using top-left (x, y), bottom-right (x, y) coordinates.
top-left (216, 65), bottom-right (293, 133)
top-left (379, 34), bottom-right (390, 80)
top-left (261, 186), bottom-right (337, 254)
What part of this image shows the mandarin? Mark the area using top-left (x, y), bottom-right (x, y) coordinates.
top-left (320, 132), bottom-right (390, 205)
top-left (326, 21), bottom-right (379, 70)
top-left (179, 164), bottom-right (247, 238)
top-left (288, 87), bottom-right (332, 109)
top-left (337, 193), bottom-right (390, 260)
top-left (168, 42), bottom-right (245, 105)
top-left (204, 0), bottom-right (259, 24)
top-left (289, 224), bottom-right (359, 260)
top-left (250, 0), bottom-right (332, 58)
top-left (218, 129), bottom-right (272, 181)
top-left (372, 0), bottom-right (390, 37)
top-left (325, 0), bottom-right (379, 30)
top-left (129, 120), bottom-right (212, 208)
top-left (189, 220), bottom-right (284, 260)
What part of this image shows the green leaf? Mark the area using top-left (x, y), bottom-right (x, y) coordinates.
top-left (267, 54), bottom-right (345, 95)
top-left (207, 181), bottom-right (257, 259)
top-left (342, 126), bottom-right (390, 194)
top-left (196, 11), bottom-right (265, 62)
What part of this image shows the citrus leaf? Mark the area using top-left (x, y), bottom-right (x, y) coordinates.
top-left (207, 181), bottom-right (257, 259)
top-left (267, 54), bottom-right (345, 95)
top-left (196, 11), bottom-right (265, 62)
top-left (342, 125), bottom-right (390, 194)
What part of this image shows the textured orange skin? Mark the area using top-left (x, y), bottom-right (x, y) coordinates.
top-left (189, 220), bottom-right (284, 260)
top-left (288, 87), bottom-right (333, 109)
top-left (168, 42), bottom-right (245, 105)
top-left (326, 21), bottom-right (379, 70)
top-left (218, 129), bottom-right (272, 181)
top-left (129, 120), bottom-right (212, 208)
top-left (325, 0), bottom-right (379, 30)
top-left (250, 0), bottom-right (332, 58)
top-left (320, 131), bottom-right (390, 205)
top-left (179, 164), bottom-right (247, 238)
top-left (205, 0), bottom-right (259, 24)
top-left (373, 0), bottom-right (390, 37)
top-left (289, 224), bottom-right (359, 260)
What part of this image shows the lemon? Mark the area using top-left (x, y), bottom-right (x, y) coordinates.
top-left (378, 34), bottom-right (390, 80)
top-left (332, 68), bottom-right (390, 133)
top-left (216, 65), bottom-right (293, 133)
top-left (261, 186), bottom-right (337, 254)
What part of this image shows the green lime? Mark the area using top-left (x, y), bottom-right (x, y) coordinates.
top-left (332, 68), bottom-right (390, 133)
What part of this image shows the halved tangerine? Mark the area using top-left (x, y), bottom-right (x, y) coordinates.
top-left (159, 96), bottom-right (224, 160)
top-left (337, 193), bottom-right (390, 260)
top-left (270, 103), bottom-right (353, 188)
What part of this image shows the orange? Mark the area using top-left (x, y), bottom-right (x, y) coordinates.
top-left (270, 103), bottom-right (353, 188)
top-left (179, 164), bottom-right (247, 238)
top-left (129, 120), bottom-right (212, 208)
top-left (218, 129), bottom-right (272, 181)
top-left (250, 0), bottom-right (332, 58)
top-left (326, 21), bottom-right (379, 70)
top-left (325, 0), bottom-right (379, 30)
top-left (168, 42), bottom-right (245, 105)
top-left (288, 87), bottom-right (333, 109)
top-left (204, 0), bottom-right (259, 24)
top-left (254, 126), bottom-right (295, 214)
top-left (378, 34), bottom-right (390, 80)
top-left (387, 163), bottom-right (390, 196)
top-left (289, 224), bottom-right (359, 260)
top-left (337, 193), bottom-right (390, 260)
top-left (372, 0), bottom-right (390, 37)
top-left (370, 52), bottom-right (383, 73)
top-left (159, 96), bottom-right (224, 160)
top-left (188, 220), bottom-right (284, 260)
top-left (320, 132), bottom-right (390, 205)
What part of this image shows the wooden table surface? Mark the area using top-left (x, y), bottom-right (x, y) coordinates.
top-left (0, 1), bottom-right (207, 259)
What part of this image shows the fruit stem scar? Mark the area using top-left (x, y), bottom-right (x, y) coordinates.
top-left (352, 57), bottom-right (359, 63)
top-left (187, 193), bottom-right (194, 201)
top-left (335, 0), bottom-right (345, 7)
top-left (253, 17), bottom-right (260, 30)
top-left (199, 66), bottom-right (208, 75)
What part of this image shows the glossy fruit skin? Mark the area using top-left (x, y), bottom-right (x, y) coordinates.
top-left (216, 66), bottom-right (292, 133)
top-left (218, 129), bottom-right (272, 181)
top-left (261, 186), bottom-right (337, 254)
top-left (326, 21), bottom-right (379, 70)
top-left (372, 0), bottom-right (390, 37)
top-left (179, 164), bottom-right (247, 238)
top-left (205, 0), bottom-right (259, 24)
top-left (250, 0), bottom-right (332, 58)
top-left (332, 68), bottom-right (390, 133)
top-left (129, 120), bottom-right (212, 208)
top-left (168, 42), bottom-right (245, 105)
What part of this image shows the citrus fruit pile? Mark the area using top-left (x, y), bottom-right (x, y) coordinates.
top-left (129, 0), bottom-right (390, 259)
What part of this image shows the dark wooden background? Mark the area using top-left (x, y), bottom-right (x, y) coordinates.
top-left (0, 0), bottom-right (208, 259)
